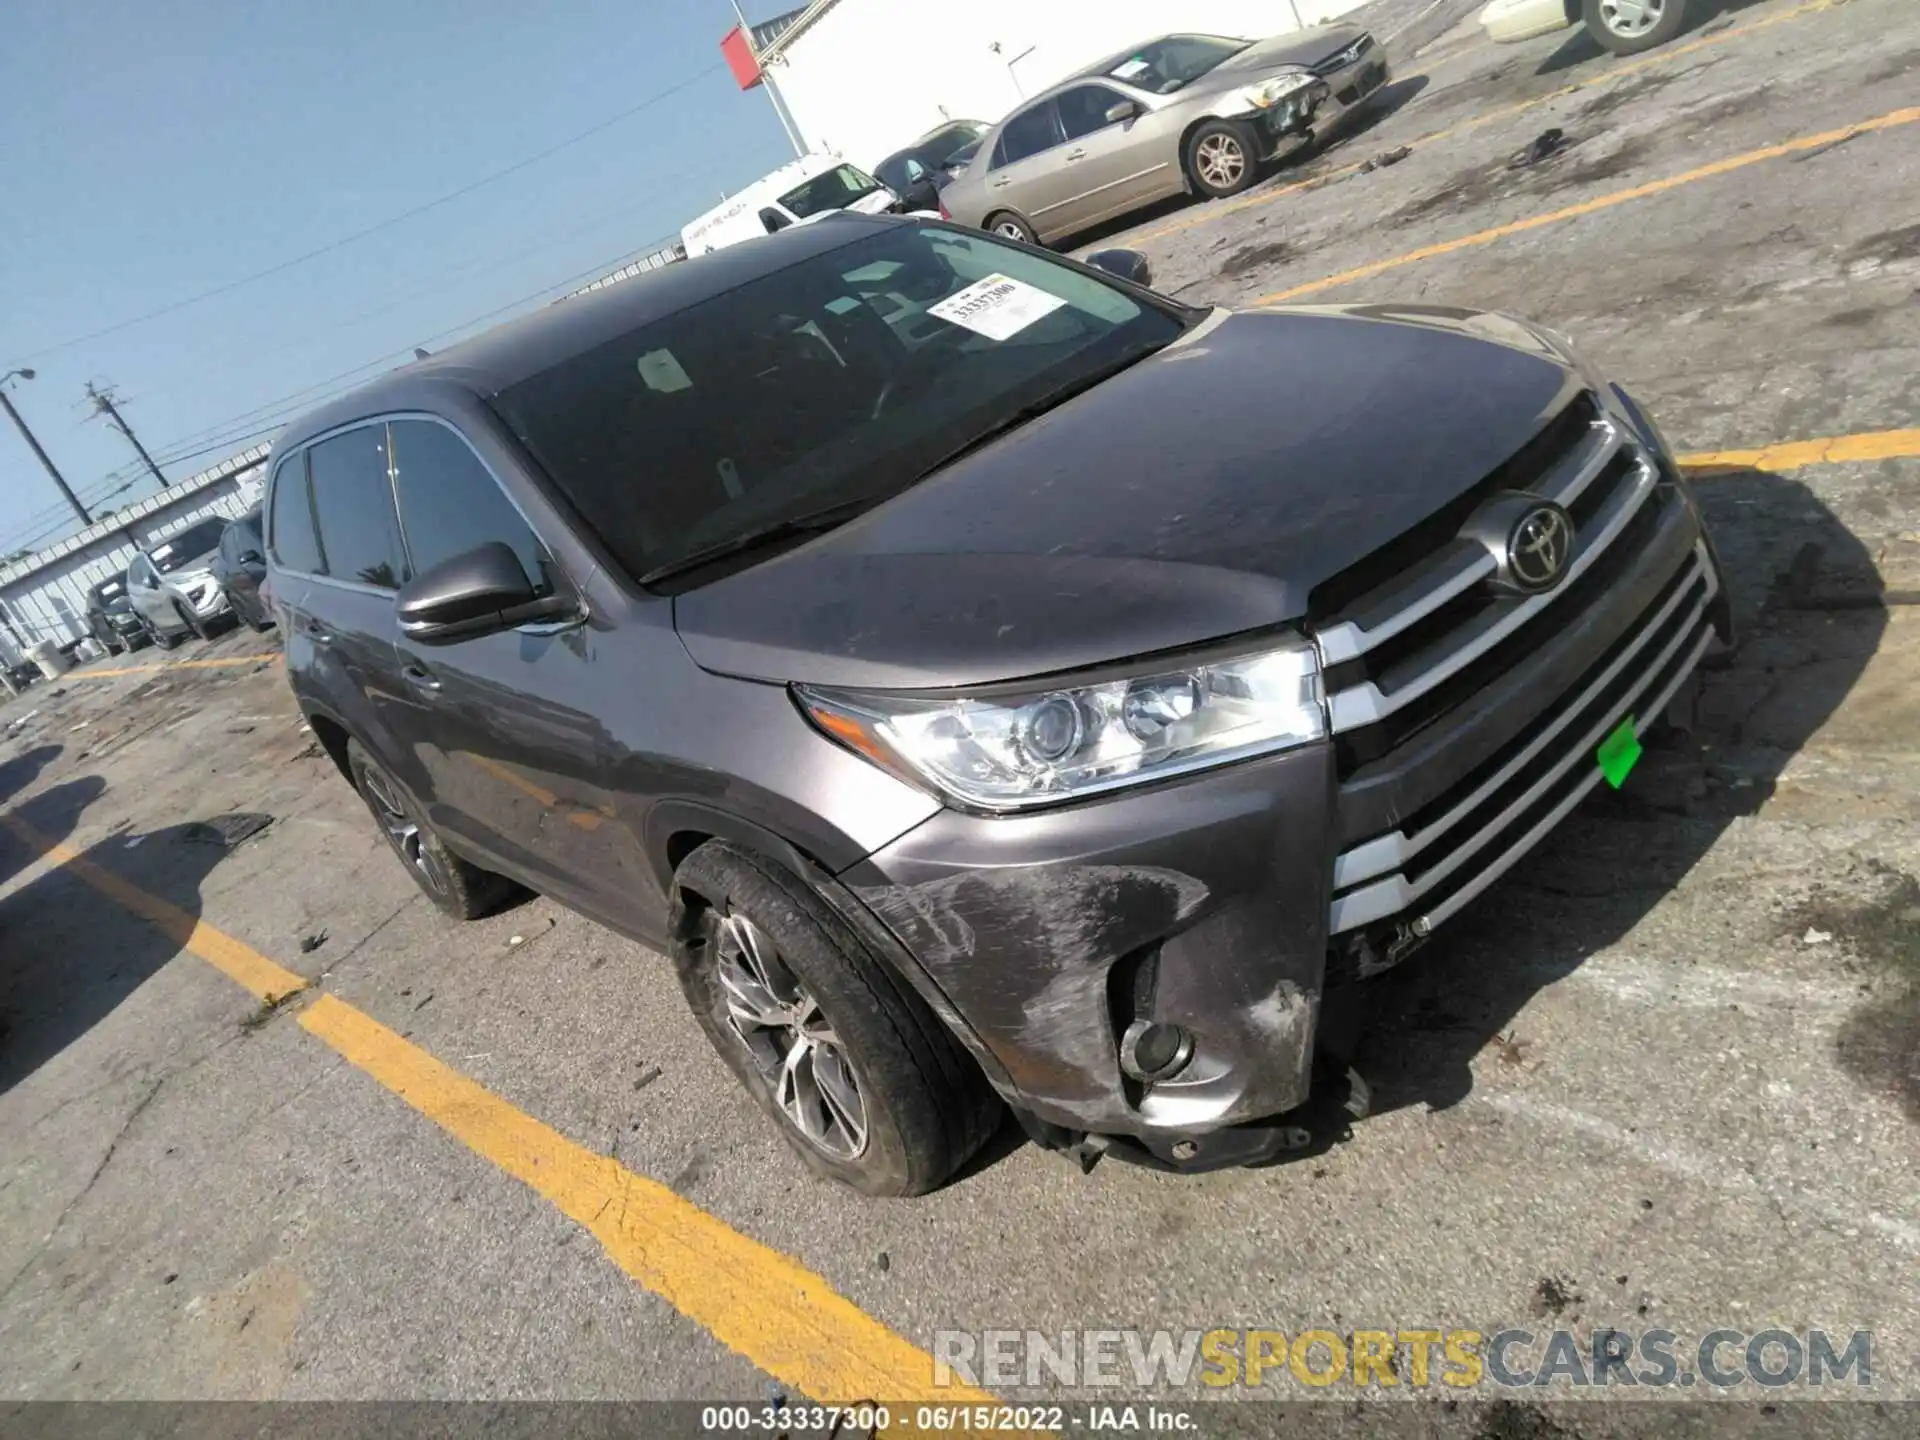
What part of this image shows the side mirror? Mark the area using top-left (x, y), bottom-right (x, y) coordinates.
top-left (1085, 248), bottom-right (1154, 289)
top-left (1104, 99), bottom-right (1139, 124)
top-left (396, 541), bottom-right (565, 644)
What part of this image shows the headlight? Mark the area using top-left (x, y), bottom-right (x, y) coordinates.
top-left (1235, 72), bottom-right (1316, 111)
top-left (797, 638), bottom-right (1326, 811)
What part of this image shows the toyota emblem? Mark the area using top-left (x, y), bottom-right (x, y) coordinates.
top-left (1506, 503), bottom-right (1574, 592)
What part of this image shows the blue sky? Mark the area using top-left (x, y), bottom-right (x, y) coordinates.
top-left (0, 0), bottom-right (792, 556)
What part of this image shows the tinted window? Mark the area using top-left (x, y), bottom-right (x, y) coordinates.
top-left (994, 102), bottom-right (1062, 167)
top-left (1102, 35), bottom-right (1248, 95)
top-left (1057, 85), bottom-right (1132, 141)
top-left (759, 208), bottom-right (793, 234)
top-left (150, 517), bottom-right (229, 573)
top-left (92, 577), bottom-right (128, 605)
top-left (492, 225), bottom-right (1180, 587)
top-left (874, 154), bottom-right (912, 193)
top-left (388, 420), bottom-right (555, 596)
top-left (269, 453), bottom-right (323, 573)
top-left (307, 426), bottom-right (402, 589)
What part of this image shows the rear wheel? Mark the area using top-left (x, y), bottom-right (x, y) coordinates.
top-left (1186, 119), bottom-right (1262, 198)
top-left (669, 841), bottom-right (1000, 1196)
top-left (1582, 0), bottom-right (1688, 54)
top-left (346, 738), bottom-right (521, 920)
top-left (984, 210), bottom-right (1038, 246)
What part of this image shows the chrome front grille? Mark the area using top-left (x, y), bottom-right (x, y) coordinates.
top-left (1328, 543), bottom-right (1718, 936)
top-left (1309, 34), bottom-right (1375, 76)
top-left (1310, 387), bottom-right (1721, 943)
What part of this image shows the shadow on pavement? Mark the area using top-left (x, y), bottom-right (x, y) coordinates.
top-left (1335, 467), bottom-right (1892, 1131)
top-left (1536, 1), bottom-right (1772, 76)
top-left (0, 782), bottom-right (235, 1096)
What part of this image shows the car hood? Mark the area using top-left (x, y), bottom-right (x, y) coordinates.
top-left (1190, 24), bottom-right (1365, 89)
top-left (674, 305), bottom-right (1576, 689)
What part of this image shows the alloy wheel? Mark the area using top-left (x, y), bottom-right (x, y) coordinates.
top-left (359, 766), bottom-right (451, 899)
top-left (995, 219), bottom-right (1028, 240)
top-left (714, 910), bottom-right (868, 1159)
top-left (1196, 133), bottom-right (1247, 190)
top-left (1597, 0), bottom-right (1664, 36)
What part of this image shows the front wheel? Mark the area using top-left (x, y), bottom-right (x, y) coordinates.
top-left (1583, 0), bottom-right (1688, 54)
top-left (669, 841), bottom-right (1001, 1196)
top-left (346, 738), bottom-right (521, 920)
top-left (1186, 119), bottom-right (1262, 198)
top-left (149, 617), bottom-right (179, 651)
top-left (984, 210), bottom-right (1038, 246)
top-left (178, 603), bottom-right (212, 642)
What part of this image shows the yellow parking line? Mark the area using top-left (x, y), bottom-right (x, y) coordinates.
top-left (1121, 0), bottom-right (1842, 246)
top-left (72, 653), bottom-right (281, 680)
top-left (0, 810), bottom-right (1001, 1415)
top-left (1680, 428), bottom-right (1920, 474)
top-left (1254, 106), bottom-right (1920, 303)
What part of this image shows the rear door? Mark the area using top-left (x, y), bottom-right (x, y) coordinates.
top-left (293, 424), bottom-right (414, 795)
top-left (982, 98), bottom-right (1071, 238)
top-left (383, 416), bottom-right (610, 905)
top-left (1050, 83), bottom-right (1174, 229)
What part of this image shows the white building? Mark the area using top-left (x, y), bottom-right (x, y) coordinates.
top-left (723, 0), bottom-right (1370, 172)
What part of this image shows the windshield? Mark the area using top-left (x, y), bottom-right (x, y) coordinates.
top-left (920, 123), bottom-right (985, 165)
top-left (777, 164), bottom-right (885, 219)
top-left (150, 517), bottom-right (228, 573)
top-left (493, 226), bottom-right (1187, 587)
top-left (1103, 35), bottom-right (1250, 95)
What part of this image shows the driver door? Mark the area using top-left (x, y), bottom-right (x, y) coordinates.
top-left (1049, 83), bottom-right (1172, 232)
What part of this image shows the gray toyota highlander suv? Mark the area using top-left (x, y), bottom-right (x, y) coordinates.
top-left (267, 214), bottom-right (1729, 1195)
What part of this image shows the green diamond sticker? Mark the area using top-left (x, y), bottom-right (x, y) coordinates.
top-left (1597, 718), bottom-right (1642, 789)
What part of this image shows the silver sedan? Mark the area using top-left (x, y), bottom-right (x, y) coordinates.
top-left (941, 26), bottom-right (1390, 247)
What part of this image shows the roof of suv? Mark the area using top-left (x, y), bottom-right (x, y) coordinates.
top-left (272, 212), bottom-right (905, 454)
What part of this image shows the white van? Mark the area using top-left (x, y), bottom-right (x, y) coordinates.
top-left (681, 153), bottom-right (904, 257)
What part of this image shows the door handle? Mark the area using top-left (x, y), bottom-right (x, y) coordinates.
top-left (1065, 148), bottom-right (1087, 162)
top-left (401, 663), bottom-right (441, 692)
top-left (303, 620), bottom-right (333, 645)
top-left (989, 176), bottom-right (1011, 188)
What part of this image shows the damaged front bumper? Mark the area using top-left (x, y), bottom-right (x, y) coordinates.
top-left (1250, 42), bottom-right (1393, 157)
top-left (843, 742), bottom-right (1340, 1171)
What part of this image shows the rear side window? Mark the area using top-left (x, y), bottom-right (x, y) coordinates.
top-left (993, 102), bottom-right (1062, 167)
top-left (1056, 85), bottom-right (1129, 140)
top-left (307, 425), bottom-right (403, 589)
top-left (268, 452), bottom-right (323, 574)
top-left (387, 420), bottom-right (555, 596)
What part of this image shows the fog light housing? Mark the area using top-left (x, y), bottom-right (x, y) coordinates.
top-left (1120, 1020), bottom-right (1195, 1083)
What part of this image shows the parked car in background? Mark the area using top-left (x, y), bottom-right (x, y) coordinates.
top-left (872, 120), bottom-right (990, 212)
top-left (681, 152), bottom-right (906, 256)
top-left (267, 212), bottom-right (1725, 1196)
top-left (1480, 0), bottom-right (1692, 55)
top-left (941, 27), bottom-right (1389, 246)
top-left (212, 504), bottom-right (275, 631)
top-left (84, 574), bottom-right (150, 655)
top-left (125, 515), bottom-right (233, 647)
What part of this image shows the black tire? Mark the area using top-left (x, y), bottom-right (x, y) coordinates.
top-left (177, 603), bottom-right (212, 642)
top-left (983, 210), bottom-right (1038, 246)
top-left (150, 617), bottom-right (179, 651)
top-left (345, 738), bottom-right (521, 920)
top-left (1582, 0), bottom-right (1689, 54)
top-left (1186, 118), bottom-right (1263, 198)
top-left (669, 840), bottom-right (1000, 1196)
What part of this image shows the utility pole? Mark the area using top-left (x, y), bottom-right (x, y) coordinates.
top-left (730, 0), bottom-right (805, 157)
top-left (86, 382), bottom-right (168, 493)
top-left (0, 368), bottom-right (92, 526)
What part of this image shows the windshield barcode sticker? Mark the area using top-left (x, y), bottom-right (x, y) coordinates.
top-left (929, 273), bottom-right (1067, 341)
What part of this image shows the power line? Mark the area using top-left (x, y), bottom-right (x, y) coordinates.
top-left (7, 62), bottom-right (725, 365)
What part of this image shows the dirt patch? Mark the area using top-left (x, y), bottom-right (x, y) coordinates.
top-left (1218, 240), bottom-right (1294, 278)
top-left (1786, 861), bottom-right (1920, 1124)
top-left (1531, 1273), bottom-right (1582, 1318)
top-left (1822, 306), bottom-right (1882, 329)
top-left (1576, 69), bottom-right (1681, 122)
top-left (1862, 46), bottom-right (1920, 86)
top-left (1846, 223), bottom-right (1920, 270)
top-left (1389, 134), bottom-right (1655, 228)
